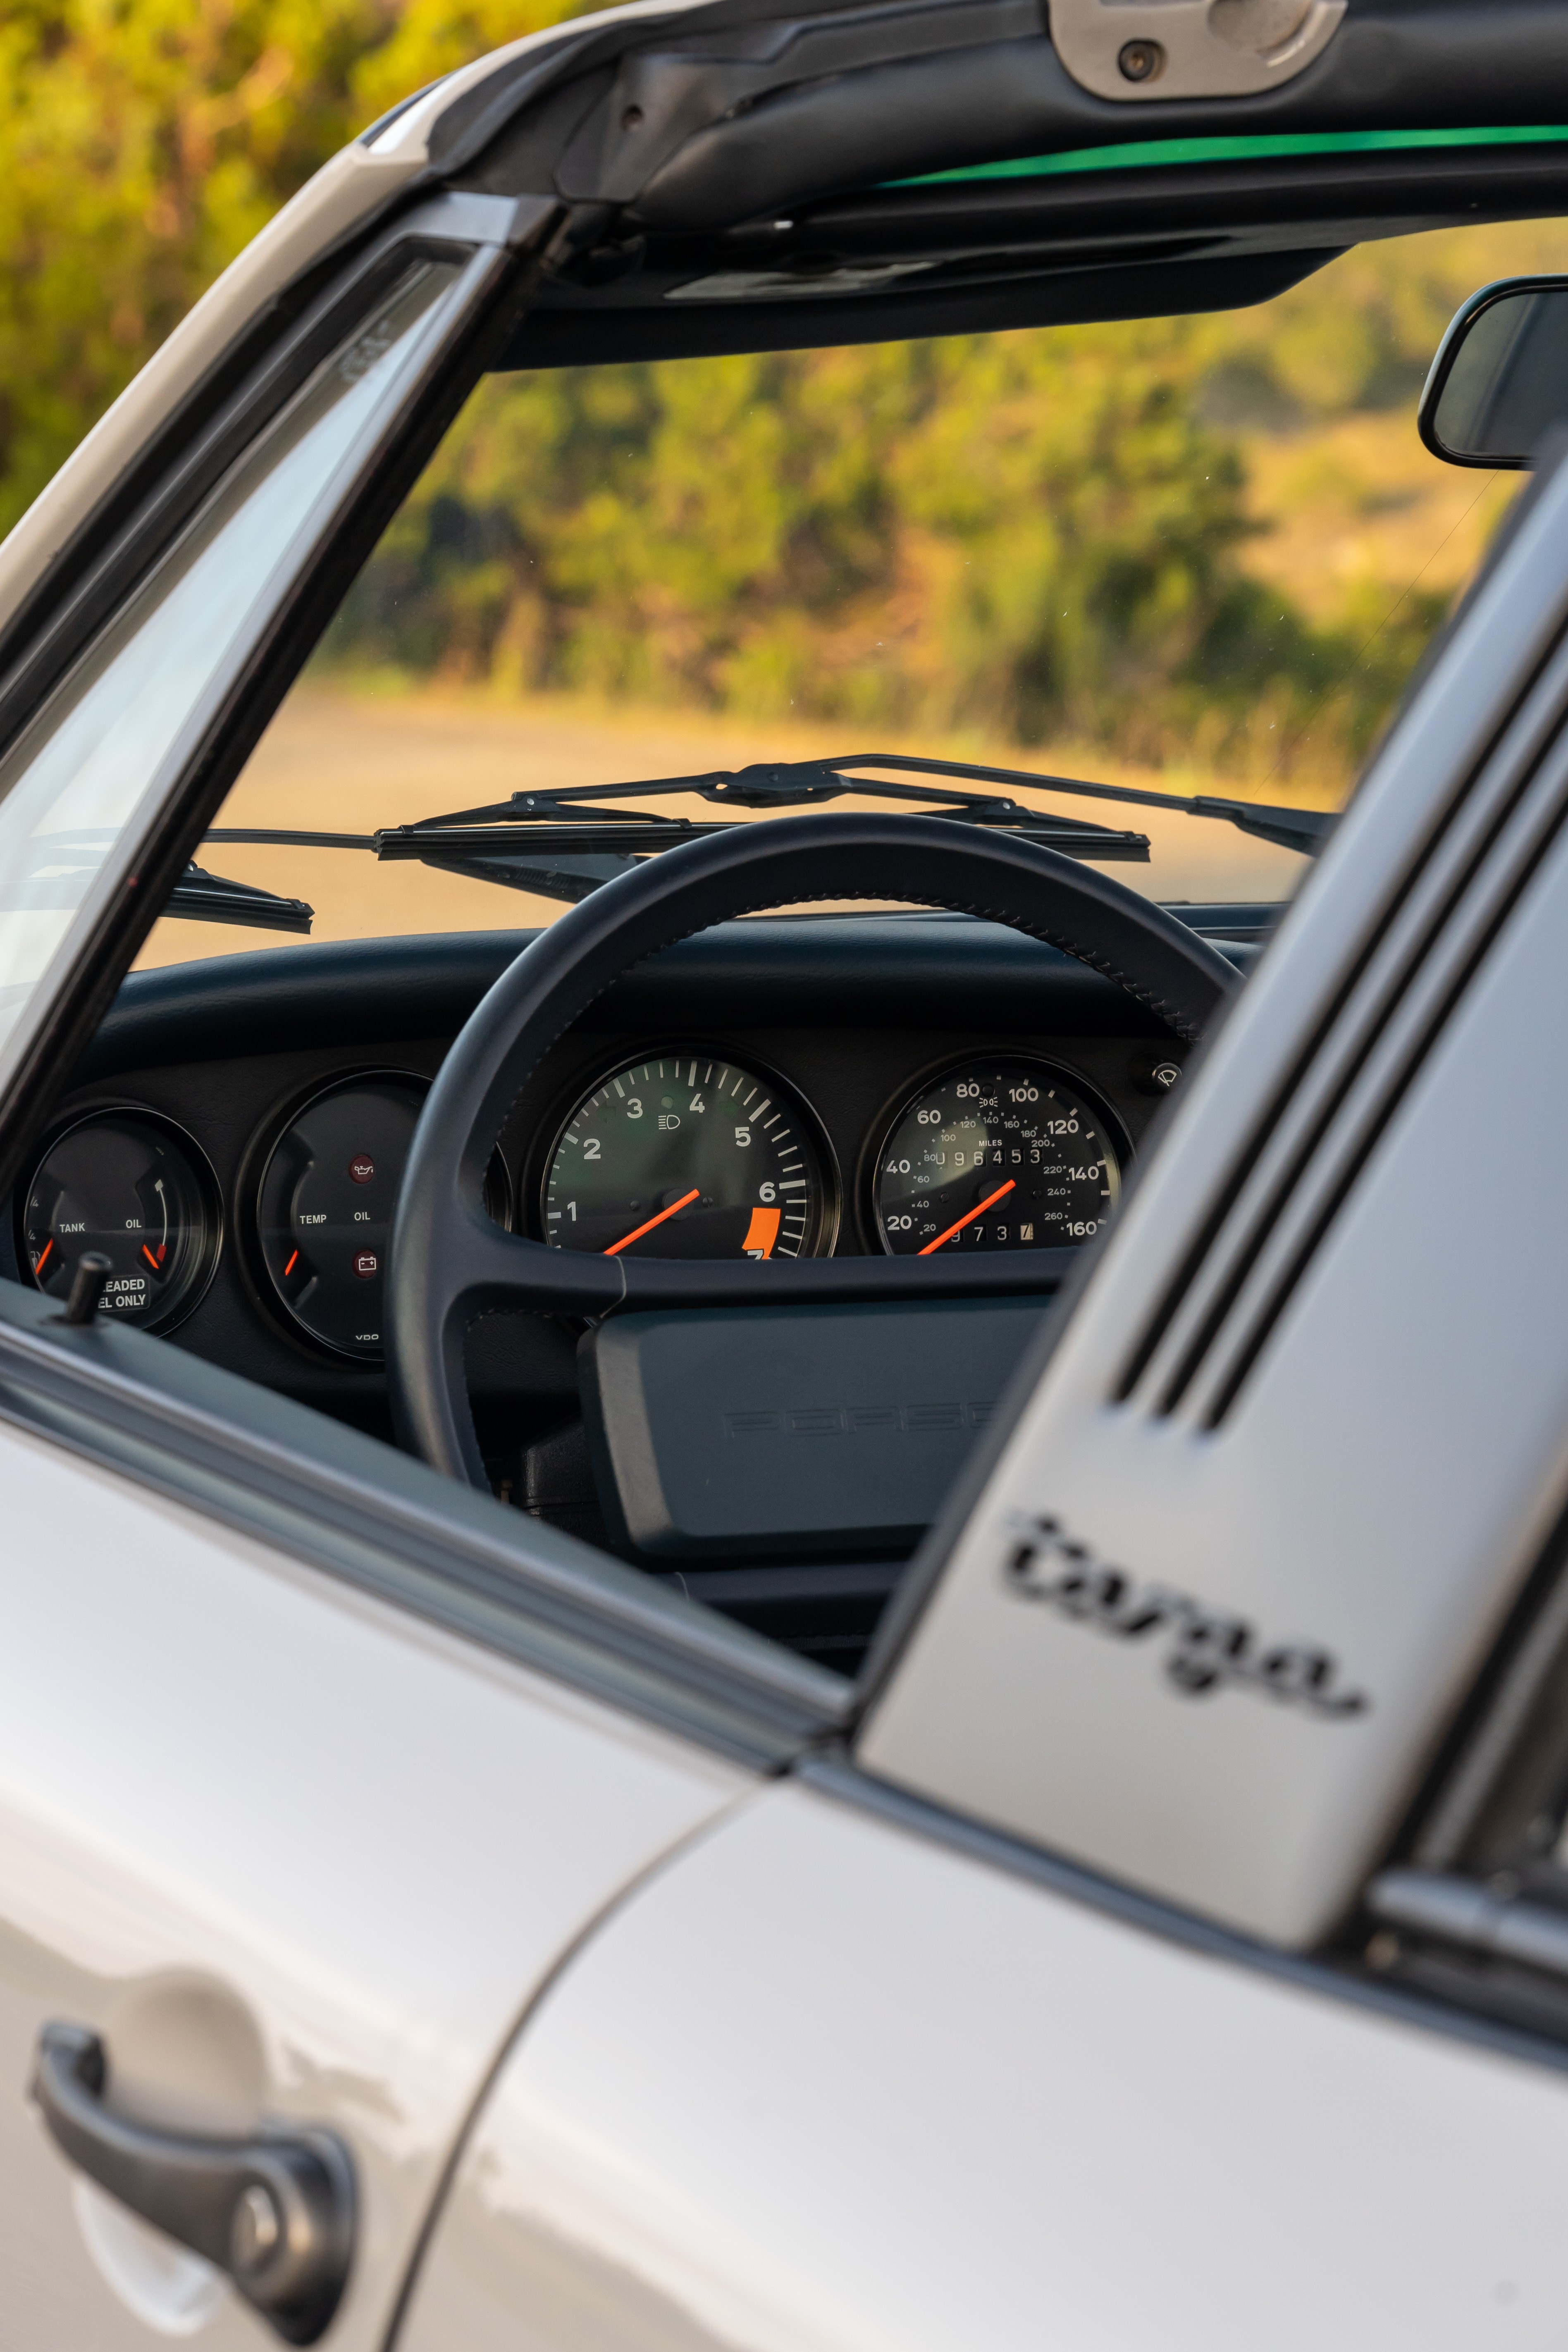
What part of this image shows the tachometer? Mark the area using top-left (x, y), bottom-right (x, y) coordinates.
top-left (874, 1058), bottom-right (1122, 1255)
top-left (20, 1108), bottom-right (220, 1329)
top-left (542, 1053), bottom-right (832, 1259)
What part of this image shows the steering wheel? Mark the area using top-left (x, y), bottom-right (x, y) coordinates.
top-left (387, 812), bottom-right (1237, 1485)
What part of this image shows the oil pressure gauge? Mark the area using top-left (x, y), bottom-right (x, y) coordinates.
top-left (253, 1072), bottom-right (509, 1361)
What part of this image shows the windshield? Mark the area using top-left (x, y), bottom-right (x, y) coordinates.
top-left (136, 215), bottom-right (1568, 970)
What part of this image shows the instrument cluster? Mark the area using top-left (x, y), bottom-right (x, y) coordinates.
top-left (537, 1048), bottom-right (1125, 1265)
top-left (16, 1043), bottom-right (1138, 1362)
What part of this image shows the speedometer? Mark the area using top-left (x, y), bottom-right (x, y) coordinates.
top-left (541, 1053), bottom-right (832, 1259)
top-left (874, 1058), bottom-right (1122, 1255)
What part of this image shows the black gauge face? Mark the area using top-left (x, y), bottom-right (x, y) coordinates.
top-left (255, 1074), bottom-right (508, 1360)
top-left (542, 1054), bottom-right (831, 1260)
top-left (874, 1059), bottom-right (1122, 1255)
top-left (21, 1110), bottom-right (220, 1329)
top-left (256, 1076), bottom-right (423, 1360)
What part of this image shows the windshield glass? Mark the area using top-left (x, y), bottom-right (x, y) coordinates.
top-left (0, 256), bottom-right (469, 1059)
top-left (138, 215), bottom-right (1568, 970)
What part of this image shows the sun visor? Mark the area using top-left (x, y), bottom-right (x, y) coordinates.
top-left (499, 245), bottom-right (1334, 367)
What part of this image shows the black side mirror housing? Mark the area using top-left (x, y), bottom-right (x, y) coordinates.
top-left (1420, 276), bottom-right (1568, 470)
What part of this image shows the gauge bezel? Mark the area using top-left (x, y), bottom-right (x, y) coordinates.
top-left (17, 1102), bottom-right (223, 1334)
top-left (865, 1051), bottom-right (1131, 1258)
top-left (531, 1042), bottom-right (840, 1262)
top-left (241, 1067), bottom-right (512, 1365)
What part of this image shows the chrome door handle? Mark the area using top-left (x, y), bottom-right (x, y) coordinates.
top-left (31, 2021), bottom-right (354, 2344)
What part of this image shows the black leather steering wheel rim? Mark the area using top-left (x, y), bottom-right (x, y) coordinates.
top-left (387, 811), bottom-right (1238, 1484)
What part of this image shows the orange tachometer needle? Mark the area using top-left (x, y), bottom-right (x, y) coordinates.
top-left (604, 1187), bottom-right (700, 1256)
top-left (917, 1178), bottom-right (1016, 1256)
top-left (33, 1238), bottom-right (53, 1277)
top-left (142, 1243), bottom-right (161, 1271)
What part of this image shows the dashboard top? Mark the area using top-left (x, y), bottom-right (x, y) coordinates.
top-left (74, 906), bottom-right (1268, 1084)
top-left (6, 906), bottom-right (1261, 1447)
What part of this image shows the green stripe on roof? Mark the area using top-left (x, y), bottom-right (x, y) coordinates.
top-left (894, 125), bottom-right (1568, 187)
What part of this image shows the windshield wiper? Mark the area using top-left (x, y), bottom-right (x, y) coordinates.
top-left (367, 751), bottom-right (1331, 881)
top-left (197, 752), bottom-right (1332, 913)
top-left (12, 835), bottom-right (314, 933)
top-left (168, 864), bottom-right (313, 933)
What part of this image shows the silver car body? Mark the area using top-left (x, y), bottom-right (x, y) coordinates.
top-left (3, 2), bottom-right (1568, 2342)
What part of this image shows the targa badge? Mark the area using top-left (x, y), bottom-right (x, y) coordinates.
top-left (1003, 1514), bottom-right (1369, 1718)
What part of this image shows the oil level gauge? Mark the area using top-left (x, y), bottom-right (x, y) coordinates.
top-left (21, 1108), bottom-right (220, 1329)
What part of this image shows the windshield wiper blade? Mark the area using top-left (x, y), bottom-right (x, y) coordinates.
top-left (167, 864), bottom-right (313, 933)
top-left (373, 812), bottom-right (1150, 863)
top-left (13, 834), bottom-right (313, 933)
top-left (386, 751), bottom-right (1331, 859)
top-left (190, 747), bottom-right (1324, 914)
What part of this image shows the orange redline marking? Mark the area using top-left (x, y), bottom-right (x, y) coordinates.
top-left (141, 1243), bottom-right (161, 1271)
top-left (742, 1204), bottom-right (781, 1258)
top-left (604, 1188), bottom-right (700, 1256)
top-left (283, 1249), bottom-right (299, 1278)
top-left (33, 1238), bottom-right (53, 1277)
top-left (917, 1178), bottom-right (1017, 1256)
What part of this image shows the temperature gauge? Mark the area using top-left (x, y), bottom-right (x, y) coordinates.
top-left (253, 1073), bottom-right (509, 1360)
top-left (21, 1109), bottom-right (220, 1329)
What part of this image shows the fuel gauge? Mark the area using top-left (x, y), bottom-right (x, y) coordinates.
top-left (21, 1109), bottom-right (221, 1329)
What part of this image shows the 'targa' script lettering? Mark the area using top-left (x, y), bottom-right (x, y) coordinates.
top-left (1003, 1514), bottom-right (1369, 1719)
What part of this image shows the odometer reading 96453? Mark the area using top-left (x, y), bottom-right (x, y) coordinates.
top-left (542, 1054), bottom-right (831, 1259)
top-left (874, 1058), bottom-right (1122, 1255)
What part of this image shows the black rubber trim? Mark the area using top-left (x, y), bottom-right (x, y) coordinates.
top-left (0, 1275), bottom-right (845, 1767)
top-left (386, 813), bottom-right (1236, 1483)
top-left (452, 0), bottom-right (1568, 217)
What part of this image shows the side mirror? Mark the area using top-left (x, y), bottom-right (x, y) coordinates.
top-left (1419, 277), bottom-right (1568, 470)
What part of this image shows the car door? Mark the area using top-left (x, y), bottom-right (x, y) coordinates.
top-left (0, 1403), bottom-right (733, 2350)
top-left (0, 1282), bottom-right (843, 2351)
top-left (390, 377), bottom-right (1568, 2352)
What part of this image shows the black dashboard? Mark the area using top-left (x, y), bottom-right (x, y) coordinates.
top-left (6, 907), bottom-right (1264, 1649)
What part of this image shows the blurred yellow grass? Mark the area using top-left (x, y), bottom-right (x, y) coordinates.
top-left (134, 683), bottom-right (1311, 970)
top-left (1239, 410), bottom-right (1515, 623)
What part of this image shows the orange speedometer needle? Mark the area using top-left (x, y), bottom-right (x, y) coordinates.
top-left (604, 1188), bottom-right (701, 1256)
top-left (918, 1178), bottom-right (1016, 1256)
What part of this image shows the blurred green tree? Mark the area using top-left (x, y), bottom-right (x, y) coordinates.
top-left (0, 0), bottom-right (586, 535)
top-left (0, 10), bottom-right (1539, 783)
top-left (328, 320), bottom-right (1446, 782)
